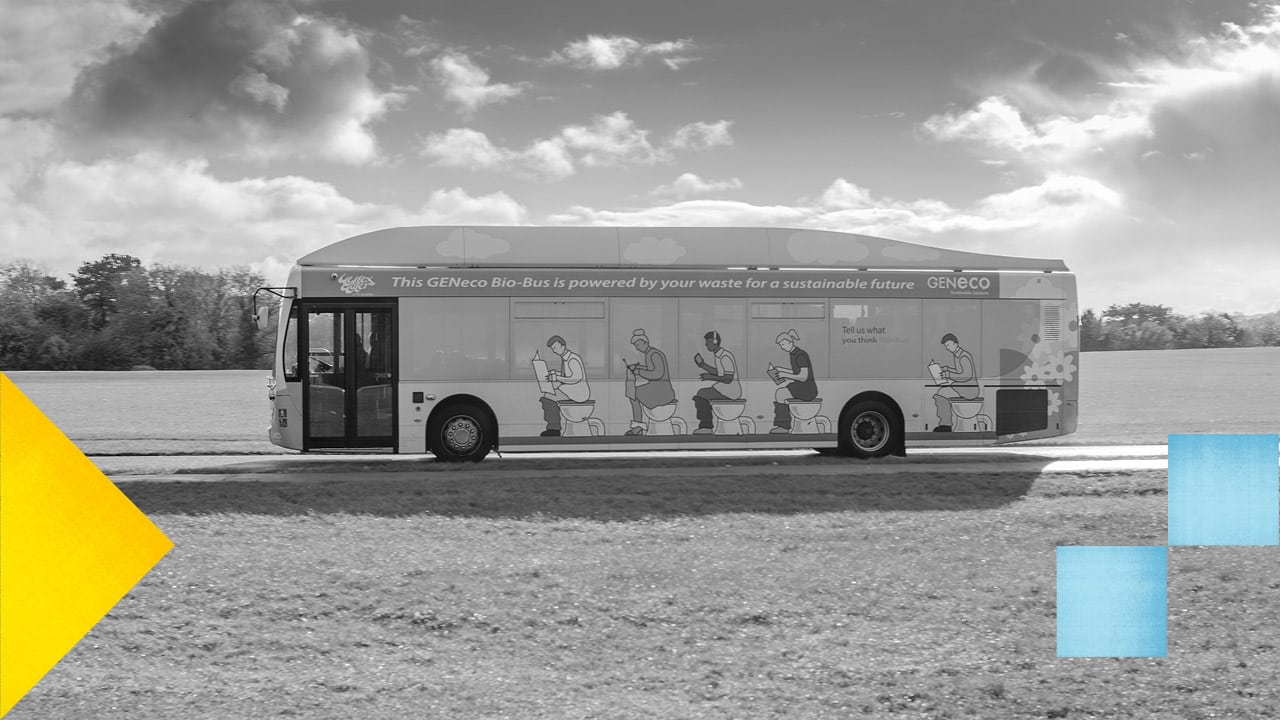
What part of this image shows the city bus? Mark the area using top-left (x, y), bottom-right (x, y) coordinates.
top-left (257, 226), bottom-right (1078, 461)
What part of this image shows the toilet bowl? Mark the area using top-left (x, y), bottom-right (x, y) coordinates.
top-left (784, 398), bottom-right (831, 434)
top-left (949, 398), bottom-right (990, 432)
top-left (558, 400), bottom-right (605, 437)
top-left (642, 401), bottom-right (686, 436)
top-left (709, 399), bottom-right (753, 435)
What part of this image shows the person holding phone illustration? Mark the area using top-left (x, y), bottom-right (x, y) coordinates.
top-left (692, 330), bottom-right (741, 434)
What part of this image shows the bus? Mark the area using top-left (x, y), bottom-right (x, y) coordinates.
top-left (257, 226), bottom-right (1078, 461)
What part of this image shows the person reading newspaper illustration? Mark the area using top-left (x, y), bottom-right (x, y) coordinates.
top-left (931, 333), bottom-right (977, 432)
top-left (537, 335), bottom-right (590, 437)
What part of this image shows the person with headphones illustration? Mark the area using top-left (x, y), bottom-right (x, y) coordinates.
top-left (692, 330), bottom-right (741, 434)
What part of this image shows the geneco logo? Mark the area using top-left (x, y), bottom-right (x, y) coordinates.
top-left (927, 275), bottom-right (992, 292)
top-left (335, 273), bottom-right (376, 294)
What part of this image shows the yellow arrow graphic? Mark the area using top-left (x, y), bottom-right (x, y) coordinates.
top-left (0, 373), bottom-right (172, 716)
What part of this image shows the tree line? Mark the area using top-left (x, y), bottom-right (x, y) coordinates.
top-left (1, 255), bottom-right (272, 370)
top-left (1080, 303), bottom-right (1280, 351)
top-left (3, 257), bottom-right (1278, 369)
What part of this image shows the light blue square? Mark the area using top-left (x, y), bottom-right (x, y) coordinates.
top-left (1168, 434), bottom-right (1279, 546)
top-left (1057, 546), bottom-right (1167, 657)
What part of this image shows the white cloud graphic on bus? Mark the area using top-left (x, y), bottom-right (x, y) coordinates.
top-left (622, 236), bottom-right (687, 265)
top-left (436, 230), bottom-right (511, 260)
top-left (785, 230), bottom-right (870, 265)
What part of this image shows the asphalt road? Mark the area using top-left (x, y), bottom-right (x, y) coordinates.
top-left (91, 444), bottom-right (1178, 479)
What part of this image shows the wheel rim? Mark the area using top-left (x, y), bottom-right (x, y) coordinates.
top-left (851, 411), bottom-right (889, 453)
top-left (443, 415), bottom-right (480, 453)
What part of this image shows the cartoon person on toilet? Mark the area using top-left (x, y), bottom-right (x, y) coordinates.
top-left (930, 333), bottom-right (977, 432)
top-left (768, 328), bottom-right (818, 433)
top-left (623, 329), bottom-right (675, 436)
top-left (538, 335), bottom-right (590, 437)
top-left (692, 330), bottom-right (741, 434)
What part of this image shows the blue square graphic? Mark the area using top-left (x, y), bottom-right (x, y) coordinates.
top-left (1057, 546), bottom-right (1167, 657)
top-left (1168, 434), bottom-right (1280, 546)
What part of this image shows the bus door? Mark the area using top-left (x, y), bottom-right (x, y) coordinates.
top-left (301, 303), bottom-right (397, 449)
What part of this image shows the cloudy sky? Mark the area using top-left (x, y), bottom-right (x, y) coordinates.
top-left (3, 0), bottom-right (1277, 314)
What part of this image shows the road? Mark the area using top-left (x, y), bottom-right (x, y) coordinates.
top-left (90, 444), bottom-right (1180, 479)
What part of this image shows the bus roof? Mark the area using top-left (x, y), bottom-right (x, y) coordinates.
top-left (298, 226), bottom-right (1070, 273)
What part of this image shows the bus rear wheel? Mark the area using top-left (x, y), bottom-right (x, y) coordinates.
top-left (428, 403), bottom-right (493, 462)
top-left (839, 399), bottom-right (898, 459)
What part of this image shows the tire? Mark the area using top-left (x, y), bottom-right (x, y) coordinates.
top-left (428, 402), bottom-right (493, 462)
top-left (839, 399), bottom-right (898, 459)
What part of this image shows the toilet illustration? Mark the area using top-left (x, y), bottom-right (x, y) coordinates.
top-left (642, 401), bottom-right (687, 436)
top-left (949, 397), bottom-right (991, 432)
top-left (709, 399), bottom-right (755, 435)
top-left (785, 398), bottom-right (832, 434)
top-left (557, 400), bottom-right (606, 437)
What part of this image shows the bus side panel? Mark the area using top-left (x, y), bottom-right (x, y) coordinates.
top-left (982, 274), bottom-right (1079, 442)
top-left (398, 378), bottom-right (929, 452)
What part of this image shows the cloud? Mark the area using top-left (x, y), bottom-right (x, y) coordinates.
top-left (417, 188), bottom-right (527, 225)
top-left (920, 4), bottom-right (1280, 180)
top-left (0, 118), bottom-right (57, 195)
top-left (914, 3), bottom-right (1280, 313)
top-left (669, 120), bottom-right (734, 150)
top-left (0, 0), bottom-right (156, 114)
top-left (431, 51), bottom-right (524, 114)
top-left (652, 173), bottom-right (744, 199)
top-left (548, 35), bottom-right (697, 70)
top-left (229, 69), bottom-right (290, 112)
top-left (561, 112), bottom-right (663, 167)
top-left (819, 179), bottom-right (874, 209)
top-left (420, 112), bottom-right (730, 180)
top-left (62, 0), bottom-right (403, 164)
top-left (0, 152), bottom-right (526, 282)
top-left (920, 96), bottom-right (1149, 162)
top-left (549, 175), bottom-right (1122, 240)
top-left (547, 198), bottom-right (810, 228)
top-left (393, 15), bottom-right (440, 58)
top-left (419, 128), bottom-right (575, 179)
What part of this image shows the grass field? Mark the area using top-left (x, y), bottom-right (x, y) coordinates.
top-left (4, 349), bottom-right (1279, 718)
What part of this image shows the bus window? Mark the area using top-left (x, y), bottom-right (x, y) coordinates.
top-left (282, 307), bottom-right (300, 381)
top-left (511, 299), bottom-right (607, 380)
top-left (514, 301), bottom-right (605, 319)
top-left (748, 303), bottom-right (829, 386)
top-left (610, 298), bottom-right (677, 379)
top-left (402, 297), bottom-right (509, 380)
top-left (751, 302), bottom-right (826, 320)
top-left (830, 300), bottom-right (922, 379)
top-left (678, 299), bottom-right (747, 380)
top-left (922, 300), bottom-right (981, 375)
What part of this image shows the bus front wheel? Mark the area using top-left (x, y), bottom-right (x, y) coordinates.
top-left (839, 400), bottom-right (898, 459)
top-left (428, 403), bottom-right (493, 462)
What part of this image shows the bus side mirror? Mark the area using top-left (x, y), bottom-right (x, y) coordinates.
top-left (255, 306), bottom-right (270, 330)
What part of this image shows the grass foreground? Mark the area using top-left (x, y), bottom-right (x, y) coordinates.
top-left (9, 466), bottom-right (1279, 719)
